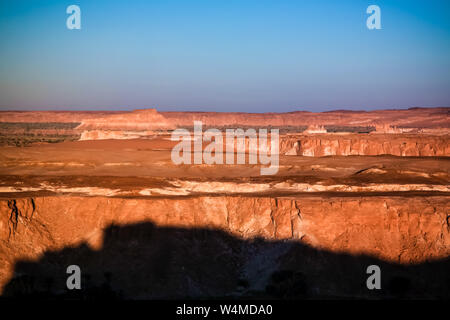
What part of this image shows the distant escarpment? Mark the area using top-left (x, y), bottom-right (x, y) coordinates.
top-left (76, 109), bottom-right (175, 131)
top-left (280, 134), bottom-right (450, 156)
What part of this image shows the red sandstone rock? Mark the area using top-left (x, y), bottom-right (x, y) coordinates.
top-left (1, 195), bottom-right (448, 293)
top-left (280, 134), bottom-right (450, 156)
top-left (76, 109), bottom-right (175, 131)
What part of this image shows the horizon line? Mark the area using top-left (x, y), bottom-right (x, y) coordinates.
top-left (0, 106), bottom-right (449, 114)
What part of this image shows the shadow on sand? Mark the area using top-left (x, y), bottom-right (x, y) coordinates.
top-left (2, 222), bottom-right (449, 299)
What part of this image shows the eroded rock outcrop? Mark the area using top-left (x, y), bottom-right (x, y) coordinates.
top-left (280, 134), bottom-right (450, 156)
top-left (0, 195), bottom-right (448, 298)
top-left (77, 109), bottom-right (175, 131)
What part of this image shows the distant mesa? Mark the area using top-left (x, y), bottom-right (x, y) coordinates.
top-left (76, 108), bottom-right (175, 131)
top-left (304, 125), bottom-right (327, 134)
top-left (77, 108), bottom-right (175, 140)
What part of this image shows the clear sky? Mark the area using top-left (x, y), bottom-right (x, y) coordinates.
top-left (0, 0), bottom-right (449, 112)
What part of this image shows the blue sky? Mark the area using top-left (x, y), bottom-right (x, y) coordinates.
top-left (0, 0), bottom-right (449, 112)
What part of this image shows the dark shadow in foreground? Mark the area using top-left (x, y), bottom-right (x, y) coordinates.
top-left (2, 222), bottom-right (449, 299)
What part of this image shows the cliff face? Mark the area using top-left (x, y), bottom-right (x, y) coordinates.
top-left (76, 132), bottom-right (450, 156)
top-left (76, 109), bottom-right (175, 131)
top-left (1, 195), bottom-right (448, 298)
top-left (280, 134), bottom-right (450, 156)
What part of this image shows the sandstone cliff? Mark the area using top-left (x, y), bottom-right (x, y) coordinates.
top-left (280, 134), bottom-right (450, 156)
top-left (0, 195), bottom-right (448, 298)
top-left (76, 109), bottom-right (175, 131)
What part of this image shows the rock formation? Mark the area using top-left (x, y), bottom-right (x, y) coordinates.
top-left (0, 196), bottom-right (448, 298)
top-left (280, 134), bottom-right (450, 156)
top-left (304, 125), bottom-right (327, 134)
top-left (76, 108), bottom-right (175, 131)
